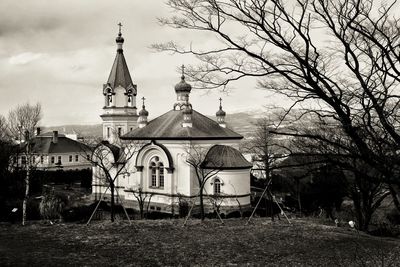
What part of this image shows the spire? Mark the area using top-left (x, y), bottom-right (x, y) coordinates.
top-left (216, 97), bottom-right (226, 128)
top-left (104, 23), bottom-right (135, 90)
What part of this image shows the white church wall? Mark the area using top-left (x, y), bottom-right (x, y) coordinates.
top-left (204, 169), bottom-right (251, 207)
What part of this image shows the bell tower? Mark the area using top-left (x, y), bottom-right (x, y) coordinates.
top-left (101, 23), bottom-right (138, 143)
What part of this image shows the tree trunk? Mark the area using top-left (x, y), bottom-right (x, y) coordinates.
top-left (22, 167), bottom-right (30, 226)
top-left (296, 179), bottom-right (302, 217)
top-left (199, 183), bottom-right (205, 221)
top-left (110, 182), bottom-right (115, 222)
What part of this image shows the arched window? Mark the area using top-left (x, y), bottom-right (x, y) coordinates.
top-left (214, 178), bottom-right (221, 195)
top-left (159, 162), bottom-right (164, 188)
top-left (150, 161), bottom-right (157, 187)
top-left (149, 156), bottom-right (165, 189)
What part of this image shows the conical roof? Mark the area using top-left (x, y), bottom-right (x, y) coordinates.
top-left (107, 52), bottom-right (133, 89)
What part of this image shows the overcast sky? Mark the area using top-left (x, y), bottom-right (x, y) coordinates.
top-left (0, 0), bottom-right (287, 126)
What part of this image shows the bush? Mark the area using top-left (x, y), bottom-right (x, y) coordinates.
top-left (62, 205), bottom-right (93, 222)
top-left (387, 208), bottom-right (400, 225)
top-left (178, 200), bottom-right (189, 218)
top-left (147, 211), bottom-right (172, 220)
top-left (226, 211), bottom-right (242, 219)
top-left (39, 187), bottom-right (68, 221)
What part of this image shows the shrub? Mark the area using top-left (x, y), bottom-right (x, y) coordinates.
top-left (178, 200), bottom-right (189, 218)
top-left (39, 187), bottom-right (68, 221)
top-left (387, 208), bottom-right (400, 225)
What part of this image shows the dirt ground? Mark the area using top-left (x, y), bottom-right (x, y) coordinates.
top-left (0, 218), bottom-right (399, 266)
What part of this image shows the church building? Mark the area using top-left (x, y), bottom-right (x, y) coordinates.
top-left (92, 27), bottom-right (252, 215)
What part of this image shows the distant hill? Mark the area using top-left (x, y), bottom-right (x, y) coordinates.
top-left (44, 110), bottom-right (267, 139)
top-left (42, 124), bottom-right (102, 138)
top-left (211, 111), bottom-right (264, 137)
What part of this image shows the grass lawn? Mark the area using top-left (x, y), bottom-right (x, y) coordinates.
top-left (0, 218), bottom-right (399, 266)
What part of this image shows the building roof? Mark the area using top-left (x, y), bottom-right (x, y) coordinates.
top-left (121, 109), bottom-right (243, 140)
top-left (202, 145), bottom-right (253, 169)
top-left (107, 51), bottom-right (134, 90)
top-left (98, 140), bottom-right (120, 161)
top-left (26, 134), bottom-right (90, 154)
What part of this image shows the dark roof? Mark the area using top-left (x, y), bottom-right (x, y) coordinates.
top-left (27, 135), bottom-right (90, 154)
top-left (202, 145), bottom-right (252, 169)
top-left (121, 109), bottom-right (243, 140)
top-left (99, 140), bottom-right (120, 161)
top-left (175, 75), bottom-right (192, 93)
top-left (107, 51), bottom-right (133, 89)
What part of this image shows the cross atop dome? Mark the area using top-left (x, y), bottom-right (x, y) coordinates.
top-left (118, 22), bottom-right (123, 36)
top-left (181, 64), bottom-right (185, 79)
top-left (115, 22), bottom-right (125, 51)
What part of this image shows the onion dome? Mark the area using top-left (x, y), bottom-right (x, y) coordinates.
top-left (139, 107), bottom-right (148, 116)
top-left (138, 97), bottom-right (149, 128)
top-left (139, 105), bottom-right (149, 116)
top-left (216, 98), bottom-right (226, 127)
top-left (139, 97), bottom-right (149, 116)
top-left (216, 106), bottom-right (226, 117)
top-left (116, 32), bottom-right (124, 44)
top-left (175, 65), bottom-right (192, 93)
top-left (216, 97), bottom-right (226, 116)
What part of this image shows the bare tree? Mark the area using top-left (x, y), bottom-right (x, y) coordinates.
top-left (8, 103), bottom-right (41, 142)
top-left (130, 186), bottom-right (154, 219)
top-left (185, 144), bottom-right (222, 221)
top-left (6, 103), bottom-right (42, 225)
top-left (155, 0), bottom-right (400, 205)
top-left (242, 116), bottom-right (288, 179)
top-left (0, 115), bottom-right (11, 142)
top-left (90, 138), bottom-right (144, 222)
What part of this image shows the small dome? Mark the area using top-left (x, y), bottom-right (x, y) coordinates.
top-left (139, 106), bottom-right (149, 116)
top-left (216, 108), bottom-right (226, 117)
top-left (202, 145), bottom-right (252, 169)
top-left (175, 75), bottom-right (192, 93)
top-left (116, 33), bottom-right (124, 44)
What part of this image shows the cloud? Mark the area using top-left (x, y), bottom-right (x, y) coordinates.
top-left (9, 52), bottom-right (44, 65)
